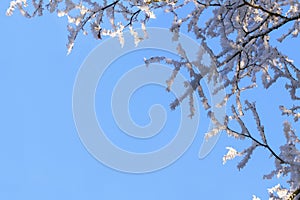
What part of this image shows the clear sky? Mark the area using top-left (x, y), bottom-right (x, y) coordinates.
top-left (0, 1), bottom-right (299, 200)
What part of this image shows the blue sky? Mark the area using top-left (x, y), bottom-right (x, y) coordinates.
top-left (0, 1), bottom-right (299, 199)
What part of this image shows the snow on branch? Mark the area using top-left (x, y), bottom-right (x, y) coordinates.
top-left (280, 105), bottom-right (300, 122)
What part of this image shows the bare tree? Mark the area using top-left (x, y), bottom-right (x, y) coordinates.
top-left (7, 0), bottom-right (300, 199)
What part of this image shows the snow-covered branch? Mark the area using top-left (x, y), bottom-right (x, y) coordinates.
top-left (7, 0), bottom-right (300, 199)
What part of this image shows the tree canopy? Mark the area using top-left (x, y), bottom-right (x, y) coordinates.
top-left (7, 0), bottom-right (300, 199)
